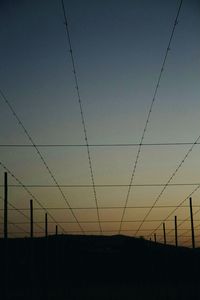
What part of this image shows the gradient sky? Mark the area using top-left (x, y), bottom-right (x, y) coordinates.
top-left (0, 0), bottom-right (200, 246)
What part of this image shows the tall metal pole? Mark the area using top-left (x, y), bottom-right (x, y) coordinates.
top-left (189, 197), bottom-right (195, 249)
top-left (4, 172), bottom-right (8, 239)
top-left (30, 199), bottom-right (33, 238)
top-left (55, 225), bottom-right (58, 236)
top-left (30, 199), bottom-right (34, 299)
top-left (154, 233), bottom-right (157, 243)
top-left (3, 172), bottom-right (8, 299)
top-left (163, 222), bottom-right (166, 245)
top-left (45, 213), bottom-right (48, 237)
top-left (175, 215), bottom-right (178, 247)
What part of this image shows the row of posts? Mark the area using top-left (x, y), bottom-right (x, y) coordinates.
top-left (3, 172), bottom-right (58, 239)
top-left (153, 196), bottom-right (196, 248)
top-left (3, 171), bottom-right (197, 247)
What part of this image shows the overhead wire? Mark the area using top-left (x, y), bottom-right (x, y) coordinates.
top-left (0, 182), bottom-right (199, 188)
top-left (2, 229), bottom-right (196, 235)
top-left (0, 141), bottom-right (200, 147)
top-left (0, 204), bottom-right (198, 211)
top-left (1, 220), bottom-right (198, 225)
top-left (1, 0), bottom-right (198, 240)
top-left (0, 160), bottom-right (65, 233)
top-left (161, 198), bottom-right (200, 244)
top-left (180, 223), bottom-right (200, 246)
top-left (0, 196), bottom-right (43, 231)
top-left (135, 134), bottom-right (200, 236)
top-left (0, 205), bottom-right (29, 234)
top-left (148, 183), bottom-right (200, 238)
top-left (61, 0), bottom-right (102, 232)
top-left (118, 0), bottom-right (183, 233)
top-left (0, 91), bottom-right (84, 234)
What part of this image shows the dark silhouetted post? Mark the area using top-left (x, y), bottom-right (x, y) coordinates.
top-left (154, 233), bottom-right (157, 243)
top-left (175, 215), bottom-right (178, 247)
top-left (30, 200), bottom-right (33, 238)
top-left (4, 172), bottom-right (8, 298)
top-left (55, 225), bottom-right (58, 236)
top-left (163, 222), bottom-right (166, 245)
top-left (30, 199), bottom-right (34, 299)
top-left (45, 213), bottom-right (49, 297)
top-left (45, 213), bottom-right (48, 237)
top-left (189, 197), bottom-right (195, 249)
top-left (4, 172), bottom-right (8, 239)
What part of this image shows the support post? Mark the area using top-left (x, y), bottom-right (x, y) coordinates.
top-left (30, 199), bottom-right (33, 238)
top-left (154, 233), bottom-right (157, 243)
top-left (45, 213), bottom-right (48, 237)
top-left (163, 222), bottom-right (166, 245)
top-left (189, 197), bottom-right (195, 249)
top-left (175, 215), bottom-right (178, 247)
top-left (4, 172), bottom-right (8, 239)
top-left (55, 225), bottom-right (58, 236)
top-left (3, 172), bottom-right (8, 298)
top-left (45, 215), bottom-right (49, 298)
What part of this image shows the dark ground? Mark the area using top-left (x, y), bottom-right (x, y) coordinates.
top-left (0, 234), bottom-right (200, 299)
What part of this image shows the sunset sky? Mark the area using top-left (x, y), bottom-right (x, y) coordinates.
top-left (0, 0), bottom-right (200, 246)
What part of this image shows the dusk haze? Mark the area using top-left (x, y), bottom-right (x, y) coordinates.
top-left (0, 0), bottom-right (200, 299)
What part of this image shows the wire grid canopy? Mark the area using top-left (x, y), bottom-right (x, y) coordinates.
top-left (0, 0), bottom-right (200, 247)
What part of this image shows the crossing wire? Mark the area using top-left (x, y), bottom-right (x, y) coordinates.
top-left (0, 160), bottom-right (65, 233)
top-left (0, 198), bottom-right (29, 234)
top-left (0, 193), bottom-right (33, 224)
top-left (0, 91), bottom-right (84, 233)
top-left (1, 220), bottom-right (199, 225)
top-left (136, 135), bottom-right (200, 236)
top-left (148, 183), bottom-right (200, 239)
top-left (178, 207), bottom-right (200, 234)
top-left (1, 141), bottom-right (200, 147)
top-left (159, 228), bottom-right (200, 247)
top-left (162, 196), bottom-right (200, 242)
top-left (118, 0), bottom-right (183, 233)
top-left (0, 182), bottom-right (199, 188)
top-left (61, 0), bottom-right (102, 232)
top-left (163, 225), bottom-right (194, 245)
top-left (179, 222), bottom-right (200, 245)
top-left (2, 229), bottom-right (196, 235)
top-left (0, 195), bottom-right (43, 231)
top-left (0, 204), bottom-right (198, 211)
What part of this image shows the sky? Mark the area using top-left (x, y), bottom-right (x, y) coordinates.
top-left (0, 0), bottom-right (200, 246)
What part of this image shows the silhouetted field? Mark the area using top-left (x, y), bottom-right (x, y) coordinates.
top-left (0, 235), bottom-right (200, 299)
